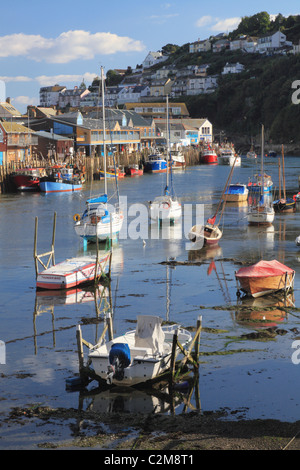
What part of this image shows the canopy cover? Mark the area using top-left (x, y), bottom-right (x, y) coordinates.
top-left (236, 260), bottom-right (294, 279)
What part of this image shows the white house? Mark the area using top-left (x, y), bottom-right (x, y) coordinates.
top-left (142, 51), bottom-right (169, 69)
top-left (257, 31), bottom-right (292, 54)
top-left (155, 118), bottom-right (213, 146)
top-left (222, 62), bottom-right (245, 75)
top-left (187, 76), bottom-right (218, 95)
top-left (117, 85), bottom-right (151, 105)
top-left (39, 85), bottom-right (67, 107)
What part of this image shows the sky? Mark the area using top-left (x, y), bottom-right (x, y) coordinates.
top-left (0, 0), bottom-right (299, 114)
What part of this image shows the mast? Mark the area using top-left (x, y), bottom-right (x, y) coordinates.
top-left (261, 124), bottom-right (264, 202)
top-left (101, 66), bottom-right (107, 197)
top-left (282, 144), bottom-right (286, 200)
top-left (165, 94), bottom-right (169, 195)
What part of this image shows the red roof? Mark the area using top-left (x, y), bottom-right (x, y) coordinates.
top-left (236, 260), bottom-right (294, 278)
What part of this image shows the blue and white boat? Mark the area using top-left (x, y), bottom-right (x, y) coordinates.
top-left (73, 66), bottom-right (123, 245)
top-left (144, 153), bottom-right (167, 173)
top-left (40, 167), bottom-right (82, 193)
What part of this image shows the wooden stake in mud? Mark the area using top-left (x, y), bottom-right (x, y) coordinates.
top-left (76, 325), bottom-right (85, 381)
top-left (34, 212), bottom-right (56, 278)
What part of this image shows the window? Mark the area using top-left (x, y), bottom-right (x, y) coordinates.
top-left (0, 128), bottom-right (3, 143)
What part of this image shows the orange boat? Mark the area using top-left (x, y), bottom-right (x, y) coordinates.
top-left (235, 260), bottom-right (295, 298)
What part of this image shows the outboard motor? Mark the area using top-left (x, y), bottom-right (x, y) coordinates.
top-left (107, 343), bottom-right (131, 384)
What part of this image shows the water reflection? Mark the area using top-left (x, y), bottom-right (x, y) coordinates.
top-left (33, 283), bottom-right (111, 354)
top-left (77, 374), bottom-right (201, 416)
top-left (235, 293), bottom-right (295, 329)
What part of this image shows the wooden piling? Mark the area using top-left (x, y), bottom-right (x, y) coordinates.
top-left (34, 212), bottom-right (56, 278)
top-left (76, 325), bottom-right (85, 380)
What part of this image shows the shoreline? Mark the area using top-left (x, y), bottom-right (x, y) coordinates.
top-left (3, 405), bottom-right (300, 450)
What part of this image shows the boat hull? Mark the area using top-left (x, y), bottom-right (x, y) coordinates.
top-left (125, 167), bottom-right (143, 176)
top-left (149, 197), bottom-right (182, 223)
top-left (200, 153), bottom-right (218, 165)
top-left (188, 224), bottom-right (222, 246)
top-left (40, 180), bottom-right (82, 193)
top-left (223, 184), bottom-right (248, 202)
top-left (247, 207), bottom-right (275, 225)
top-left (74, 211), bottom-right (124, 242)
top-left (273, 198), bottom-right (296, 213)
top-left (36, 254), bottom-right (110, 290)
top-left (235, 260), bottom-right (295, 298)
top-left (219, 155), bottom-right (241, 166)
top-left (144, 161), bottom-right (167, 173)
top-left (88, 326), bottom-right (192, 386)
top-left (236, 273), bottom-right (294, 298)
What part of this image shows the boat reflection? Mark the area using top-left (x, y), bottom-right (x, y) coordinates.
top-left (78, 244), bottom-right (124, 276)
top-left (188, 244), bottom-right (223, 262)
top-left (235, 292), bottom-right (295, 329)
top-left (33, 283), bottom-right (111, 354)
top-left (77, 374), bottom-right (201, 416)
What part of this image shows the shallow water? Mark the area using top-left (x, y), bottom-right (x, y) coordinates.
top-left (1, 156), bottom-right (300, 447)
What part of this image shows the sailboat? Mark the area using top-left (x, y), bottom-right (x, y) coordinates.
top-left (247, 125), bottom-right (275, 226)
top-left (273, 145), bottom-right (296, 213)
top-left (149, 95), bottom-right (182, 224)
top-left (74, 66), bottom-right (124, 244)
top-left (188, 154), bottom-right (238, 246)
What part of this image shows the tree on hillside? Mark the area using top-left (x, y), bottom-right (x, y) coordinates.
top-left (232, 11), bottom-right (271, 37)
top-left (161, 44), bottom-right (180, 55)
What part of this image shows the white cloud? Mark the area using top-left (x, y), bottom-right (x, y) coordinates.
top-left (196, 16), bottom-right (214, 27)
top-left (13, 95), bottom-right (37, 105)
top-left (211, 17), bottom-right (241, 32)
top-left (0, 30), bottom-right (145, 64)
top-left (0, 75), bottom-right (33, 82)
top-left (195, 15), bottom-right (241, 33)
top-left (35, 72), bottom-right (96, 87)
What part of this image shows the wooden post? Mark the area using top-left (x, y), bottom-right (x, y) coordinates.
top-left (51, 212), bottom-right (56, 266)
top-left (194, 315), bottom-right (202, 365)
top-left (34, 216), bottom-right (39, 278)
top-left (170, 328), bottom-right (178, 379)
top-left (76, 325), bottom-right (85, 380)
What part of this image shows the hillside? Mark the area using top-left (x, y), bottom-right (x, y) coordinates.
top-left (123, 12), bottom-right (300, 146)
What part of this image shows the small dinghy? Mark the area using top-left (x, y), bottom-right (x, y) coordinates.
top-left (235, 260), bottom-right (295, 298)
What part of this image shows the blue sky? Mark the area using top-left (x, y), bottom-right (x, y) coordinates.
top-left (0, 0), bottom-right (299, 113)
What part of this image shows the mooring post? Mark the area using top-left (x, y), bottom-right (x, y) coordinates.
top-left (76, 325), bottom-right (85, 380)
top-left (194, 315), bottom-right (202, 366)
top-left (170, 328), bottom-right (179, 379)
top-left (34, 216), bottom-right (38, 278)
top-left (51, 212), bottom-right (56, 266)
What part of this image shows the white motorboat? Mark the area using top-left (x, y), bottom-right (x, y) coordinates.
top-left (88, 315), bottom-right (192, 386)
top-left (219, 147), bottom-right (241, 166)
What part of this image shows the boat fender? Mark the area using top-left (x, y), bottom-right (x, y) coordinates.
top-left (73, 213), bottom-right (81, 222)
top-left (293, 194), bottom-right (297, 202)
